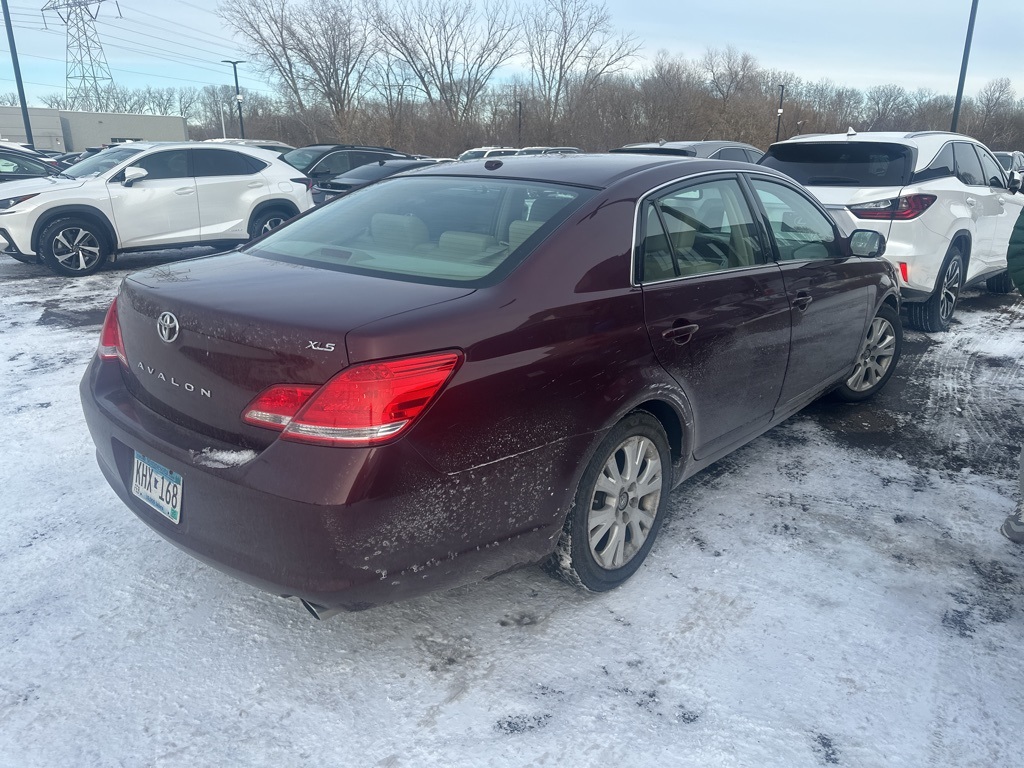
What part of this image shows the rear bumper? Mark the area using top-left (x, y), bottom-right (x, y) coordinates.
top-left (81, 357), bottom-right (584, 611)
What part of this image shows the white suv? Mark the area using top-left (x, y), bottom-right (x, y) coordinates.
top-left (0, 141), bottom-right (313, 277)
top-left (761, 131), bottom-right (1024, 331)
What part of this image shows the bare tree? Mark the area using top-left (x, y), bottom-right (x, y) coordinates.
top-left (520, 0), bottom-right (639, 137)
top-left (370, 0), bottom-right (521, 129)
top-left (864, 84), bottom-right (911, 131)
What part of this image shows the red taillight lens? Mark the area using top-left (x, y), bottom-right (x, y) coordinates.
top-left (849, 194), bottom-right (937, 220)
top-left (242, 351), bottom-right (462, 446)
top-left (243, 384), bottom-right (319, 429)
top-left (98, 298), bottom-right (127, 365)
top-left (899, 262), bottom-right (909, 283)
top-left (291, 177), bottom-right (313, 192)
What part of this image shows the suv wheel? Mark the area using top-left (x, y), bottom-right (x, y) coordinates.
top-left (906, 247), bottom-right (962, 332)
top-left (39, 217), bottom-right (110, 277)
top-left (986, 271), bottom-right (1015, 294)
top-left (248, 208), bottom-right (290, 239)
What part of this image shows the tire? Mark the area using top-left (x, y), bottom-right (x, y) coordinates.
top-left (832, 303), bottom-right (902, 402)
top-left (38, 216), bottom-right (110, 277)
top-left (546, 411), bottom-right (671, 591)
top-left (248, 207), bottom-right (290, 240)
top-left (905, 247), bottom-right (963, 332)
top-left (986, 271), bottom-right (1015, 294)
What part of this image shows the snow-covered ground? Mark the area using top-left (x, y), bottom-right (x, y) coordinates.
top-left (2, 254), bottom-right (1022, 767)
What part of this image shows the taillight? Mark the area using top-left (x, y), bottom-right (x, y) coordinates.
top-left (849, 194), bottom-right (936, 220)
top-left (242, 351), bottom-right (462, 446)
top-left (899, 262), bottom-right (909, 283)
top-left (98, 298), bottom-right (127, 365)
top-left (291, 177), bottom-right (313, 192)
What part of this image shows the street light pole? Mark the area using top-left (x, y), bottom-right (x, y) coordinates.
top-left (775, 84), bottom-right (785, 143)
top-left (950, 0), bottom-right (979, 133)
top-left (1, 0), bottom-right (33, 148)
top-left (222, 59), bottom-right (245, 139)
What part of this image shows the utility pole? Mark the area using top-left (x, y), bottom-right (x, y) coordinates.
top-left (951, 0), bottom-right (979, 133)
top-left (775, 85), bottom-right (785, 143)
top-left (1, 0), bottom-right (33, 146)
top-left (222, 59), bottom-right (245, 139)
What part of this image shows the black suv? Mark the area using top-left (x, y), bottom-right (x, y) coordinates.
top-left (281, 144), bottom-right (416, 184)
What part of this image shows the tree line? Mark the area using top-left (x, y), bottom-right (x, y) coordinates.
top-left (18, 0), bottom-right (1024, 155)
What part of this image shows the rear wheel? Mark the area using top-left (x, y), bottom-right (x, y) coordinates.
top-left (832, 303), bottom-right (902, 402)
top-left (906, 247), bottom-right (962, 332)
top-left (248, 207), bottom-right (290, 240)
top-left (986, 271), bottom-right (1014, 294)
top-left (547, 411), bottom-right (671, 591)
top-left (39, 217), bottom-right (110, 277)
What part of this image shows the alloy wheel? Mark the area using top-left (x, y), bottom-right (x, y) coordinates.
top-left (52, 227), bottom-right (101, 272)
top-left (939, 257), bottom-right (961, 324)
top-left (846, 315), bottom-right (898, 392)
top-left (261, 216), bottom-right (285, 234)
top-left (587, 435), bottom-right (663, 570)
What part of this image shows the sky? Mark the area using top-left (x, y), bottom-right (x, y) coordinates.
top-left (0, 0), bottom-right (1019, 106)
top-left (2, 249), bottom-right (1024, 766)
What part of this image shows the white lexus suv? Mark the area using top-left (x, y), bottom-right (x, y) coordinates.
top-left (761, 130), bottom-right (1024, 331)
top-left (0, 141), bottom-right (313, 277)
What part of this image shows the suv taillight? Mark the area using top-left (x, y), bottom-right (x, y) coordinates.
top-left (291, 177), bottom-right (313, 192)
top-left (242, 351), bottom-right (462, 446)
top-left (98, 298), bottom-right (127, 365)
top-left (849, 194), bottom-right (936, 220)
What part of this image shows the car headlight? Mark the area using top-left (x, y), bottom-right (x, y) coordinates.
top-left (0, 193), bottom-right (39, 210)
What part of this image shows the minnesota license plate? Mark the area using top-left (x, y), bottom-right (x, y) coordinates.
top-left (131, 451), bottom-right (183, 524)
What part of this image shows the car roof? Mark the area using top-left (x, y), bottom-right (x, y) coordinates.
top-left (611, 140), bottom-right (761, 157)
top-left (403, 152), bottom-right (784, 189)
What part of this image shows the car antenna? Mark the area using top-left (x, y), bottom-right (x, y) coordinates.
top-left (847, 126), bottom-right (857, 137)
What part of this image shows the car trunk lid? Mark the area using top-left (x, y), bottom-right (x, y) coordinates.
top-left (117, 251), bottom-right (474, 447)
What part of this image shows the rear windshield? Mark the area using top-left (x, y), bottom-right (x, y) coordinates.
top-left (336, 161), bottom-right (428, 182)
top-left (760, 142), bottom-right (913, 187)
top-left (245, 176), bottom-right (595, 286)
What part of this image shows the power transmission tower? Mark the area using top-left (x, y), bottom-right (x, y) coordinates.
top-left (42, 0), bottom-right (113, 110)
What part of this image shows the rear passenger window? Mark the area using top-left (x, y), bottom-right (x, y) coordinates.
top-left (640, 178), bottom-right (765, 281)
top-left (193, 149), bottom-right (257, 177)
top-left (751, 178), bottom-right (839, 262)
top-left (913, 144), bottom-right (954, 183)
top-left (977, 149), bottom-right (1006, 188)
top-left (954, 142), bottom-right (985, 186)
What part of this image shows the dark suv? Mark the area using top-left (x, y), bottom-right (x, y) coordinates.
top-left (281, 144), bottom-right (416, 184)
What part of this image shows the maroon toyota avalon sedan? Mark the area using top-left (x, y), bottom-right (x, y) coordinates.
top-left (81, 154), bottom-right (902, 618)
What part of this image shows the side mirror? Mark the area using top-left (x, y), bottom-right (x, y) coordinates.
top-left (849, 229), bottom-right (886, 258)
top-left (122, 166), bottom-right (148, 187)
top-left (1009, 171), bottom-right (1021, 194)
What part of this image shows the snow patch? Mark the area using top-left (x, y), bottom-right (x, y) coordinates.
top-left (190, 447), bottom-right (258, 468)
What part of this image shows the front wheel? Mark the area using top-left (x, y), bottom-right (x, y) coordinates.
top-left (546, 411), bottom-right (671, 591)
top-left (905, 248), bottom-right (962, 332)
top-left (832, 303), bottom-right (902, 402)
top-left (38, 217), bottom-right (110, 277)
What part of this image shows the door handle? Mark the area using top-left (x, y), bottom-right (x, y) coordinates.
top-left (793, 290), bottom-right (813, 311)
top-left (662, 323), bottom-right (699, 345)
top-left (174, 187), bottom-right (195, 195)
top-left (247, 181), bottom-right (264, 188)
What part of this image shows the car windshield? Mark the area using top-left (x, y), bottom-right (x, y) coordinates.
top-left (760, 142), bottom-right (913, 187)
top-left (995, 153), bottom-right (1012, 171)
top-left (245, 175), bottom-right (595, 286)
top-left (458, 150), bottom-right (486, 161)
top-left (64, 146), bottom-right (143, 178)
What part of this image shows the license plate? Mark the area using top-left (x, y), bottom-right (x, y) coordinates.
top-left (131, 451), bottom-right (183, 524)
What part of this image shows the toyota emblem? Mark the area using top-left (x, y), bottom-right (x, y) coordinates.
top-left (157, 312), bottom-right (179, 343)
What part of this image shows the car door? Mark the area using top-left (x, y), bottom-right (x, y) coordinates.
top-left (640, 175), bottom-right (792, 460)
top-left (975, 144), bottom-right (1024, 267)
top-left (747, 175), bottom-right (872, 411)
top-left (107, 148), bottom-right (200, 248)
top-left (952, 141), bottom-right (999, 279)
top-left (192, 148), bottom-right (267, 242)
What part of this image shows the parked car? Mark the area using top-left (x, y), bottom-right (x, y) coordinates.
top-left (312, 158), bottom-right (444, 205)
top-left (281, 144), bottom-right (414, 184)
top-left (81, 153), bottom-right (901, 618)
top-left (457, 146), bottom-right (520, 161)
top-left (611, 140), bottom-right (764, 163)
top-left (515, 146), bottom-right (584, 155)
top-left (0, 147), bottom-right (60, 183)
top-left (994, 150), bottom-right (1024, 178)
top-left (0, 141), bottom-right (313, 276)
top-left (760, 130), bottom-right (1024, 331)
